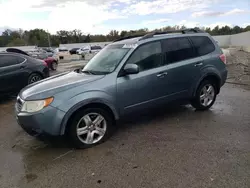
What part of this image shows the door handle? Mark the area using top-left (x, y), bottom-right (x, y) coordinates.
top-left (157, 72), bottom-right (168, 78)
top-left (194, 62), bottom-right (203, 67)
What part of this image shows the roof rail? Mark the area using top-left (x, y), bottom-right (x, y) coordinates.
top-left (139, 28), bottom-right (204, 41)
top-left (112, 28), bottom-right (204, 43)
top-left (113, 34), bottom-right (145, 42)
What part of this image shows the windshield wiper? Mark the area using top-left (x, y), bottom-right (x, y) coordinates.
top-left (82, 70), bottom-right (95, 75)
top-left (82, 69), bottom-right (111, 75)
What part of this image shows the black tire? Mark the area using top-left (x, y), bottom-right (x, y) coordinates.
top-left (51, 61), bottom-right (58, 71)
top-left (28, 73), bottom-right (42, 84)
top-left (191, 79), bottom-right (217, 111)
top-left (67, 108), bottom-right (115, 149)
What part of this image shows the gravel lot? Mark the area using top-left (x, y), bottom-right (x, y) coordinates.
top-left (226, 49), bottom-right (250, 90)
top-left (0, 50), bottom-right (250, 188)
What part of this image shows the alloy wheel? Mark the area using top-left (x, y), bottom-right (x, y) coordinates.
top-left (76, 113), bottom-right (107, 144)
top-left (200, 84), bottom-right (215, 107)
top-left (29, 75), bottom-right (41, 84)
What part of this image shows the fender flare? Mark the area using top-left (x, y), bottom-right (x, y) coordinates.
top-left (59, 98), bottom-right (119, 135)
top-left (190, 69), bottom-right (222, 97)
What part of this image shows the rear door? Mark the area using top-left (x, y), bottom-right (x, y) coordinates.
top-left (0, 54), bottom-right (27, 93)
top-left (189, 36), bottom-right (217, 67)
top-left (159, 37), bottom-right (203, 100)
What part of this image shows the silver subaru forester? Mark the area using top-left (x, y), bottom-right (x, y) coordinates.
top-left (15, 29), bottom-right (227, 148)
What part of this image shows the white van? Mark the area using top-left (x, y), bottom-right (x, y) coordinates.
top-left (77, 45), bottom-right (102, 55)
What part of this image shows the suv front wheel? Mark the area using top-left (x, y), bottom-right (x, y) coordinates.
top-left (67, 108), bottom-right (114, 148)
top-left (191, 80), bottom-right (217, 110)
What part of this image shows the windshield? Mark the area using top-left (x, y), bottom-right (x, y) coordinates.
top-left (82, 44), bottom-right (130, 74)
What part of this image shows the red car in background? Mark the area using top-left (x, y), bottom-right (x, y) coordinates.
top-left (37, 54), bottom-right (58, 70)
top-left (6, 48), bottom-right (58, 71)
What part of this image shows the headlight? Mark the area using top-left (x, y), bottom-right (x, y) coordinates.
top-left (21, 97), bottom-right (53, 113)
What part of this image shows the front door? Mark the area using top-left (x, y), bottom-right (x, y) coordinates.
top-left (116, 41), bottom-right (164, 115)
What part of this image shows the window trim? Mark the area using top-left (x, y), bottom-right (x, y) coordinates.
top-left (188, 36), bottom-right (216, 57)
top-left (118, 40), bottom-right (163, 76)
top-left (0, 54), bottom-right (26, 68)
top-left (160, 36), bottom-right (197, 65)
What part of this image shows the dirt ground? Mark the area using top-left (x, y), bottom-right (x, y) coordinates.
top-left (0, 83), bottom-right (250, 188)
top-left (226, 49), bottom-right (250, 90)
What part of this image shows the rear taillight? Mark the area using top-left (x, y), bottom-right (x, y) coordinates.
top-left (219, 54), bottom-right (226, 64)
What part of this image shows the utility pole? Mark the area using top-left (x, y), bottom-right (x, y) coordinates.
top-left (47, 30), bottom-right (51, 48)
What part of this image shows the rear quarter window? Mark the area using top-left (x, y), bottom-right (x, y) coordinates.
top-left (190, 36), bottom-right (215, 56)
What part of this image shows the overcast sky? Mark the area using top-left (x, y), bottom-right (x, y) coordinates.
top-left (0, 0), bottom-right (249, 34)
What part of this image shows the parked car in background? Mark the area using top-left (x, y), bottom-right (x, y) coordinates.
top-left (77, 45), bottom-right (102, 56)
top-left (42, 48), bottom-right (55, 57)
top-left (36, 53), bottom-right (58, 70)
top-left (54, 47), bottom-right (69, 60)
top-left (0, 50), bottom-right (49, 96)
top-left (69, 48), bottom-right (80, 55)
top-left (15, 29), bottom-right (227, 148)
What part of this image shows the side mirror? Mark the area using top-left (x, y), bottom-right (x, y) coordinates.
top-left (123, 64), bottom-right (139, 75)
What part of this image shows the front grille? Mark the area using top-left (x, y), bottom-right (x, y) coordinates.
top-left (16, 96), bottom-right (24, 113)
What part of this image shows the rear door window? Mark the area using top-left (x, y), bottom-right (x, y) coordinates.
top-left (0, 55), bottom-right (22, 68)
top-left (190, 36), bottom-right (215, 56)
top-left (162, 37), bottom-right (195, 65)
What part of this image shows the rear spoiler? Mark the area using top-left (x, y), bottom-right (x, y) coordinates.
top-left (6, 48), bottom-right (30, 56)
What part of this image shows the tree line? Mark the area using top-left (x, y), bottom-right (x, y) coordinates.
top-left (0, 25), bottom-right (250, 48)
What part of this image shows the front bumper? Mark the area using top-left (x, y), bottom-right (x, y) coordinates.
top-left (16, 104), bottom-right (66, 136)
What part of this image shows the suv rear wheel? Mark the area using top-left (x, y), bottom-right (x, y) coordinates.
top-left (67, 108), bottom-right (114, 148)
top-left (191, 80), bottom-right (217, 110)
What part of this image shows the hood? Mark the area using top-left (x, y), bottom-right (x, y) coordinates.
top-left (20, 71), bottom-right (105, 100)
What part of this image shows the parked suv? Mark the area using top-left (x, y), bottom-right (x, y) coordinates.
top-left (15, 29), bottom-right (227, 148)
